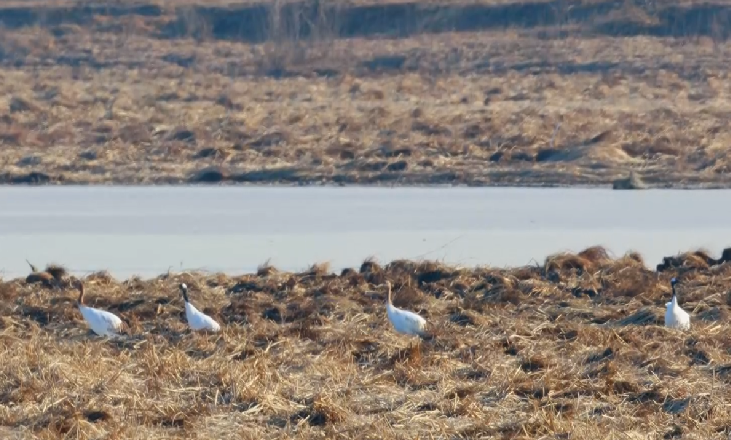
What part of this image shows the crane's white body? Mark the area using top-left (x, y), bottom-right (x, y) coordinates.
top-left (75, 282), bottom-right (125, 338)
top-left (665, 278), bottom-right (690, 330)
top-left (180, 283), bottom-right (221, 332)
top-left (79, 304), bottom-right (125, 337)
top-left (185, 300), bottom-right (221, 332)
top-left (385, 281), bottom-right (427, 337)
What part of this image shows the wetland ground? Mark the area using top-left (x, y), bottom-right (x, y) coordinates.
top-left (2, 246), bottom-right (731, 439)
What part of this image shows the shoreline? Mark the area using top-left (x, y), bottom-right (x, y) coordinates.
top-left (12, 245), bottom-right (727, 284)
top-left (3, 180), bottom-right (731, 189)
top-left (3, 174), bottom-right (731, 189)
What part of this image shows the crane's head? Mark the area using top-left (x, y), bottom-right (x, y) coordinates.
top-left (670, 277), bottom-right (677, 286)
top-left (178, 283), bottom-right (189, 302)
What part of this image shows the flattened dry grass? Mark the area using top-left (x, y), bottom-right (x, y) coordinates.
top-left (0, 0), bottom-right (730, 186)
top-left (4, 246), bottom-right (731, 439)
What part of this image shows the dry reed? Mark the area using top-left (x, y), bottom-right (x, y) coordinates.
top-left (3, 245), bottom-right (731, 439)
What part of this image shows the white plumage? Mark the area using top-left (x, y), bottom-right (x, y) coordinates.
top-left (385, 281), bottom-right (427, 337)
top-left (665, 277), bottom-right (690, 330)
top-left (75, 281), bottom-right (126, 338)
top-left (179, 283), bottom-right (221, 332)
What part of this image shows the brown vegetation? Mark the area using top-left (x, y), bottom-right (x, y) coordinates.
top-left (3, 245), bottom-right (731, 438)
top-left (0, 0), bottom-right (730, 186)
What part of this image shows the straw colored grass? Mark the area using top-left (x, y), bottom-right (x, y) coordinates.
top-left (3, 245), bottom-right (731, 439)
top-left (0, 0), bottom-right (730, 187)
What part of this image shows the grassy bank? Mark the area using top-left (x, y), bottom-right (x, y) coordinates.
top-left (2, 246), bottom-right (731, 438)
top-left (0, 1), bottom-right (730, 186)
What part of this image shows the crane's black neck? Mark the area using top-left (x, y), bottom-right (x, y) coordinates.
top-left (671, 283), bottom-right (678, 304)
top-left (180, 286), bottom-right (189, 303)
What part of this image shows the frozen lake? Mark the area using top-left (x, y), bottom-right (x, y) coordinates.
top-left (1, 186), bottom-right (729, 279)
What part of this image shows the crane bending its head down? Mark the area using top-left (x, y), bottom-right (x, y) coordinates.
top-left (385, 280), bottom-right (428, 338)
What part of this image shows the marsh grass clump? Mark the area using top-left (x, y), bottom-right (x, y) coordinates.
top-left (85, 270), bottom-right (115, 285)
top-left (45, 264), bottom-right (68, 281)
top-left (25, 270), bottom-right (55, 287)
top-left (4, 246), bottom-right (731, 438)
top-left (257, 259), bottom-right (278, 277)
top-left (300, 262), bottom-right (332, 278)
top-left (577, 245), bottom-right (612, 266)
top-left (24, 261), bottom-right (70, 288)
top-left (657, 248), bottom-right (726, 272)
top-left (544, 251), bottom-right (597, 283)
top-left (612, 170), bottom-right (647, 190)
top-left (359, 257), bottom-right (381, 275)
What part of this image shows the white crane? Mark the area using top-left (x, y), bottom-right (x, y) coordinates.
top-left (75, 280), bottom-right (126, 338)
top-left (179, 283), bottom-right (221, 332)
top-left (665, 277), bottom-right (690, 330)
top-left (385, 280), bottom-right (428, 338)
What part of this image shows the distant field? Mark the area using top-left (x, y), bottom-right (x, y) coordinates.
top-left (1, 246), bottom-right (730, 439)
top-left (0, 0), bottom-right (634, 7)
top-left (0, 0), bottom-right (730, 186)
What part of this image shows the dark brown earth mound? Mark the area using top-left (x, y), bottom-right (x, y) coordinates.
top-left (3, 245), bottom-right (731, 438)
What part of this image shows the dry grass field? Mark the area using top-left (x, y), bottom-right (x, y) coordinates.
top-left (0, 0), bottom-right (730, 186)
top-left (2, 246), bottom-right (731, 439)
